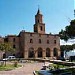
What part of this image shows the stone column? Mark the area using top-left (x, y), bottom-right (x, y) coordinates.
top-left (34, 50), bottom-right (37, 58)
top-left (58, 49), bottom-right (61, 57)
top-left (43, 49), bottom-right (46, 58)
top-left (24, 50), bottom-right (28, 59)
top-left (51, 49), bottom-right (53, 57)
top-left (50, 49), bottom-right (53, 59)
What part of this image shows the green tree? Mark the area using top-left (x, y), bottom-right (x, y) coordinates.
top-left (59, 19), bottom-right (75, 41)
top-left (60, 45), bottom-right (73, 51)
top-left (60, 45), bottom-right (73, 57)
top-left (0, 42), bottom-right (15, 66)
top-left (72, 44), bottom-right (75, 49)
top-left (59, 30), bottom-right (69, 42)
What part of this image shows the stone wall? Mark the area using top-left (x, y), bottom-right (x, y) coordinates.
top-left (23, 32), bottom-right (60, 59)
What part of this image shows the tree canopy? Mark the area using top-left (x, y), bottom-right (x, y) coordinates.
top-left (0, 42), bottom-right (15, 66)
top-left (59, 19), bottom-right (75, 41)
top-left (60, 45), bottom-right (73, 51)
top-left (0, 43), bottom-right (15, 52)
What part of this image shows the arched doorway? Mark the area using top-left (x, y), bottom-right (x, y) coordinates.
top-left (3, 53), bottom-right (6, 58)
top-left (53, 48), bottom-right (58, 57)
top-left (37, 48), bottom-right (43, 57)
top-left (46, 48), bottom-right (50, 57)
top-left (28, 48), bottom-right (34, 58)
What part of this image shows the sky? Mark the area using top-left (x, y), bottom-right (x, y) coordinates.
top-left (0, 0), bottom-right (74, 37)
top-left (60, 39), bottom-right (75, 45)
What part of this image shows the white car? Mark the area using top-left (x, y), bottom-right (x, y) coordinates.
top-left (3, 56), bottom-right (16, 60)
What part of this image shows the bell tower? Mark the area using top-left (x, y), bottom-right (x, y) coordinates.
top-left (34, 8), bottom-right (45, 34)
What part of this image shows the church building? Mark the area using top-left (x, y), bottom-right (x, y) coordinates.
top-left (1, 9), bottom-right (60, 59)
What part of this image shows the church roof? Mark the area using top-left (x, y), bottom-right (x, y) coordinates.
top-left (37, 8), bottom-right (42, 15)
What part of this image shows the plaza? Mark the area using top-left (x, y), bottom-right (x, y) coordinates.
top-left (0, 62), bottom-right (44, 75)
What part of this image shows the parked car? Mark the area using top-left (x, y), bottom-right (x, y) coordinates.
top-left (3, 56), bottom-right (16, 60)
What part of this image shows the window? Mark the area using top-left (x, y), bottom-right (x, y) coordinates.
top-left (47, 34), bottom-right (49, 37)
top-left (39, 34), bottom-right (41, 37)
top-left (40, 26), bottom-right (42, 31)
top-left (38, 20), bottom-right (39, 23)
top-left (39, 39), bottom-right (41, 43)
top-left (54, 40), bottom-right (56, 44)
top-left (54, 35), bottom-right (56, 38)
top-left (13, 45), bottom-right (16, 48)
top-left (13, 38), bottom-right (15, 42)
top-left (30, 39), bottom-right (33, 43)
top-left (30, 33), bottom-right (32, 36)
top-left (4, 38), bottom-right (8, 42)
top-left (47, 40), bottom-right (49, 44)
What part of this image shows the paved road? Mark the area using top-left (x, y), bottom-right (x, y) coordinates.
top-left (0, 62), bottom-right (44, 75)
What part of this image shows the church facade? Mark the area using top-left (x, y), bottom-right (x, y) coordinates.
top-left (0, 9), bottom-right (60, 59)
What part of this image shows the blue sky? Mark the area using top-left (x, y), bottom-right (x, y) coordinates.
top-left (0, 0), bottom-right (74, 36)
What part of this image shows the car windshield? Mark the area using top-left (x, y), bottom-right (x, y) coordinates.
top-left (12, 57), bottom-right (15, 58)
top-left (8, 56), bottom-right (15, 59)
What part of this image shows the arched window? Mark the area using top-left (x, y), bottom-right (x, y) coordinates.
top-left (30, 39), bottom-right (33, 43)
top-left (37, 48), bottom-right (43, 57)
top-left (46, 48), bottom-right (50, 57)
top-left (39, 34), bottom-right (41, 37)
top-left (53, 48), bottom-right (58, 57)
top-left (30, 33), bottom-right (32, 36)
top-left (3, 53), bottom-right (6, 58)
top-left (40, 26), bottom-right (42, 31)
top-left (38, 20), bottom-right (39, 23)
top-left (54, 40), bottom-right (56, 44)
top-left (47, 40), bottom-right (49, 44)
top-left (13, 38), bottom-right (15, 42)
top-left (39, 39), bottom-right (41, 44)
top-left (13, 45), bottom-right (16, 48)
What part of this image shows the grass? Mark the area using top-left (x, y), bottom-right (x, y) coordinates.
top-left (49, 63), bottom-right (68, 70)
top-left (35, 61), bottom-right (75, 75)
top-left (52, 68), bottom-right (75, 75)
top-left (35, 67), bottom-right (75, 75)
top-left (0, 63), bottom-right (22, 71)
top-left (49, 64), bottom-right (75, 75)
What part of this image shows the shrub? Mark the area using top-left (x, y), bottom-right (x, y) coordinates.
top-left (0, 61), bottom-right (4, 67)
top-left (14, 61), bottom-right (18, 67)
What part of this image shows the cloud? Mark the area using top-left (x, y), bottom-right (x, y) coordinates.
top-left (60, 39), bottom-right (75, 45)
